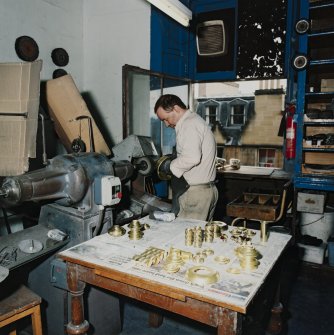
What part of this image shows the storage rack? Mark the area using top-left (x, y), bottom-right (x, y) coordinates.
top-left (294, 0), bottom-right (334, 192)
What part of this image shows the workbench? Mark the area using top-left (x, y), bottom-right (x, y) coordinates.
top-left (58, 217), bottom-right (291, 335)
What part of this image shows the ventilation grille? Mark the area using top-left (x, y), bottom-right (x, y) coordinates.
top-left (196, 20), bottom-right (227, 57)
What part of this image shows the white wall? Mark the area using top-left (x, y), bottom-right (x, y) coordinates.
top-left (0, 0), bottom-right (151, 146)
top-left (83, 0), bottom-right (151, 145)
top-left (0, 0), bottom-right (84, 86)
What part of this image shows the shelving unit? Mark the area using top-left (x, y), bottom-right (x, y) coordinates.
top-left (294, 0), bottom-right (334, 192)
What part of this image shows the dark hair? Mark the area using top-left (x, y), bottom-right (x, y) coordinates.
top-left (154, 94), bottom-right (187, 114)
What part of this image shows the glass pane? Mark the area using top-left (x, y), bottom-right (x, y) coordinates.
top-left (193, 79), bottom-right (286, 168)
top-left (124, 66), bottom-right (190, 156)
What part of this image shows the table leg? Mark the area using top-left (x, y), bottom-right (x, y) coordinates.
top-left (66, 262), bottom-right (89, 335)
top-left (148, 311), bottom-right (163, 328)
top-left (217, 310), bottom-right (242, 335)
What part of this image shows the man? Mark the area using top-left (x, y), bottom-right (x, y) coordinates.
top-left (154, 94), bottom-right (218, 221)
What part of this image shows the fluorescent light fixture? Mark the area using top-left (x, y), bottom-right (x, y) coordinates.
top-left (146, 0), bottom-right (192, 27)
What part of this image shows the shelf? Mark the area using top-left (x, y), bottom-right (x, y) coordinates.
top-left (310, 58), bottom-right (334, 66)
top-left (303, 147), bottom-right (334, 152)
top-left (294, 0), bottom-right (334, 192)
top-left (309, 30), bottom-right (334, 38)
top-left (295, 175), bottom-right (334, 191)
top-left (310, 1), bottom-right (334, 12)
top-left (303, 119), bottom-right (334, 125)
top-left (305, 92), bottom-right (334, 98)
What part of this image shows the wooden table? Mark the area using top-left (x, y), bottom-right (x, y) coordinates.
top-left (58, 217), bottom-right (291, 335)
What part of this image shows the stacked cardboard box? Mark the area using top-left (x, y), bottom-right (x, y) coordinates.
top-left (0, 60), bottom-right (42, 176)
top-left (321, 79), bottom-right (334, 93)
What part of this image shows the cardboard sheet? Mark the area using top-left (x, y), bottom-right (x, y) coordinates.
top-left (46, 75), bottom-right (111, 155)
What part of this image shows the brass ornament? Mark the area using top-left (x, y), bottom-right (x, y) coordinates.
top-left (214, 255), bottom-right (230, 264)
top-left (108, 225), bottom-right (126, 237)
top-left (185, 266), bottom-right (220, 286)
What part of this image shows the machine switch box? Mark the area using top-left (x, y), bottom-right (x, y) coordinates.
top-left (50, 258), bottom-right (68, 290)
top-left (94, 175), bottom-right (122, 206)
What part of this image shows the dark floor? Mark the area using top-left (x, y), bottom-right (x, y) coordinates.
top-left (285, 263), bottom-right (334, 335)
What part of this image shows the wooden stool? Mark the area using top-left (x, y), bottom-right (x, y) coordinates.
top-left (0, 285), bottom-right (42, 335)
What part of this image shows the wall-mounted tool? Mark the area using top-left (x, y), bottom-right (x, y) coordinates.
top-left (71, 115), bottom-right (95, 153)
top-left (39, 113), bottom-right (48, 165)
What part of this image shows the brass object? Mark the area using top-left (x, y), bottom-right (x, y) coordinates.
top-left (128, 219), bottom-right (144, 240)
top-left (220, 233), bottom-right (228, 242)
top-left (214, 255), bottom-right (230, 264)
top-left (192, 254), bottom-right (205, 263)
top-left (108, 225), bottom-right (126, 237)
top-left (239, 257), bottom-right (259, 271)
top-left (209, 221), bottom-right (228, 231)
top-left (192, 249), bottom-right (210, 263)
top-left (230, 227), bottom-right (254, 244)
top-left (203, 225), bottom-right (214, 243)
top-left (226, 267), bottom-right (241, 274)
top-left (128, 220), bottom-right (142, 229)
top-left (193, 226), bottom-right (203, 248)
top-left (245, 229), bottom-right (256, 237)
top-left (142, 223), bottom-right (151, 230)
top-left (180, 250), bottom-right (193, 261)
top-left (185, 266), bottom-right (219, 286)
top-left (261, 220), bottom-right (270, 242)
top-left (163, 247), bottom-right (184, 273)
top-left (235, 244), bottom-right (260, 271)
top-left (185, 228), bottom-right (194, 246)
top-left (163, 262), bottom-right (181, 273)
top-left (202, 248), bottom-right (214, 256)
top-left (133, 246), bottom-right (166, 266)
top-left (128, 229), bottom-right (143, 240)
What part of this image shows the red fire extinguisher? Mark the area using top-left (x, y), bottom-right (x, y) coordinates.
top-left (285, 103), bottom-right (296, 159)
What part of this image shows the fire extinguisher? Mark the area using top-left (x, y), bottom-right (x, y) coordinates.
top-left (285, 103), bottom-right (297, 159)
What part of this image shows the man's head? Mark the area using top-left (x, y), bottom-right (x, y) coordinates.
top-left (154, 94), bottom-right (187, 128)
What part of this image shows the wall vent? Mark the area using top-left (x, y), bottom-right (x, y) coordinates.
top-left (196, 20), bottom-right (227, 57)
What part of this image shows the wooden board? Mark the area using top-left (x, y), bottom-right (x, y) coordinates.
top-left (46, 75), bottom-right (111, 155)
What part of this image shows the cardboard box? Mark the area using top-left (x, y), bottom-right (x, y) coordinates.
top-left (46, 75), bottom-right (111, 155)
top-left (0, 60), bottom-right (42, 176)
top-left (298, 243), bottom-right (326, 264)
top-left (321, 79), bottom-right (334, 92)
top-left (297, 192), bottom-right (325, 214)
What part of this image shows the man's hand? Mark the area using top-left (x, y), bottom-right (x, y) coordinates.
top-left (160, 157), bottom-right (171, 174)
top-left (156, 155), bottom-right (173, 180)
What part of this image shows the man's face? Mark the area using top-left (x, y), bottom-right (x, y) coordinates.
top-left (156, 106), bottom-right (179, 128)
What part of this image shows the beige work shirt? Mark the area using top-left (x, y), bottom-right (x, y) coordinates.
top-left (170, 110), bottom-right (217, 185)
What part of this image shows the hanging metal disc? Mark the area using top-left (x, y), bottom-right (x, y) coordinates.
top-left (51, 48), bottom-right (69, 66)
top-left (15, 35), bottom-right (39, 62)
